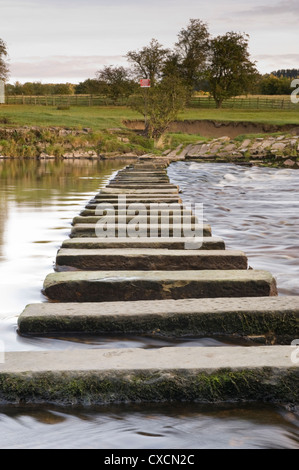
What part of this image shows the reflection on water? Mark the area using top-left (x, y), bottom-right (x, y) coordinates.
top-left (0, 403), bottom-right (298, 449)
top-left (0, 159), bottom-right (129, 352)
top-left (0, 160), bottom-right (298, 449)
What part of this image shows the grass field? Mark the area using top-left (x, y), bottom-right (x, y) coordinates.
top-left (0, 104), bottom-right (298, 157)
top-left (0, 105), bottom-right (298, 130)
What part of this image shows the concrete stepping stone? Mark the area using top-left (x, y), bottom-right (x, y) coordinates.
top-left (43, 269), bottom-right (278, 302)
top-left (61, 236), bottom-right (222, 250)
top-left (0, 347), bottom-right (297, 405)
top-left (55, 248), bottom-right (247, 271)
top-left (18, 296), bottom-right (299, 342)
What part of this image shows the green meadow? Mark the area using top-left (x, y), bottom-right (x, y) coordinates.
top-left (0, 104), bottom-right (298, 130)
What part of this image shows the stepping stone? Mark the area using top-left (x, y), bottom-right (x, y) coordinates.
top-left (72, 215), bottom-right (199, 225)
top-left (18, 296), bottom-right (299, 341)
top-left (79, 206), bottom-right (190, 217)
top-left (55, 249), bottom-right (247, 271)
top-left (43, 269), bottom-right (278, 302)
top-left (70, 223), bottom-right (211, 238)
top-left (118, 170), bottom-right (167, 174)
top-left (92, 196), bottom-right (183, 203)
top-left (110, 180), bottom-right (170, 184)
top-left (113, 174), bottom-right (169, 178)
top-left (85, 200), bottom-right (184, 208)
top-left (0, 347), bottom-right (297, 404)
top-left (106, 184), bottom-right (177, 189)
top-left (100, 188), bottom-right (179, 194)
top-left (61, 236), bottom-right (221, 250)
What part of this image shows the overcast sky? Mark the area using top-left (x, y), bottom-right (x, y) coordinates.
top-left (0, 0), bottom-right (298, 83)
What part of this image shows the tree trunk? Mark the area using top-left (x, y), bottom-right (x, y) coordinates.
top-left (215, 99), bottom-right (223, 108)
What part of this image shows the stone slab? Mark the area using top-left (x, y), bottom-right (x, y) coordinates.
top-left (61, 236), bottom-right (222, 250)
top-left (70, 223), bottom-right (211, 238)
top-left (18, 296), bottom-right (299, 342)
top-left (106, 184), bottom-right (177, 189)
top-left (100, 188), bottom-right (179, 194)
top-left (92, 196), bottom-right (183, 203)
top-left (110, 180), bottom-right (170, 184)
top-left (0, 347), bottom-right (297, 405)
top-left (55, 248), bottom-right (247, 271)
top-left (72, 215), bottom-right (199, 225)
top-left (79, 206), bottom-right (189, 216)
top-left (43, 269), bottom-right (278, 302)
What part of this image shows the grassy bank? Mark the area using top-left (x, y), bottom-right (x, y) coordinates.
top-left (0, 105), bottom-right (299, 129)
top-left (0, 104), bottom-right (298, 158)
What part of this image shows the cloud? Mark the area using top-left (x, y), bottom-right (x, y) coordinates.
top-left (255, 53), bottom-right (299, 73)
top-left (250, 0), bottom-right (299, 15)
top-left (232, 0), bottom-right (299, 22)
top-left (9, 55), bottom-right (128, 82)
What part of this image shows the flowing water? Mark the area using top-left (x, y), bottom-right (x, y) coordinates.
top-left (0, 159), bottom-right (298, 449)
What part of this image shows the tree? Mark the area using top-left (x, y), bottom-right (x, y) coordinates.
top-left (128, 76), bottom-right (187, 142)
top-left (0, 39), bottom-right (9, 81)
top-left (126, 39), bottom-right (170, 87)
top-left (53, 83), bottom-right (75, 95)
top-left (271, 69), bottom-right (299, 79)
top-left (258, 74), bottom-right (292, 95)
top-left (96, 66), bottom-right (137, 102)
top-left (206, 32), bottom-right (259, 108)
top-left (75, 78), bottom-right (106, 94)
top-left (174, 19), bottom-right (210, 94)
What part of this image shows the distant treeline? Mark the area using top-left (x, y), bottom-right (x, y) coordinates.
top-left (5, 79), bottom-right (134, 96)
top-left (6, 72), bottom-right (299, 97)
top-left (271, 69), bottom-right (299, 79)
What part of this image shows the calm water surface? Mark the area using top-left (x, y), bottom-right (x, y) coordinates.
top-left (0, 159), bottom-right (298, 449)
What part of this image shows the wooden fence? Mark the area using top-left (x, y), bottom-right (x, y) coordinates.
top-left (189, 96), bottom-right (297, 110)
top-left (3, 94), bottom-right (298, 110)
top-left (4, 94), bottom-right (127, 106)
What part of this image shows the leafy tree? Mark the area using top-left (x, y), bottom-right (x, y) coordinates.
top-left (174, 19), bottom-right (210, 94)
top-left (52, 83), bottom-right (74, 95)
top-left (206, 32), bottom-right (259, 108)
top-left (126, 39), bottom-right (170, 86)
top-left (128, 76), bottom-right (187, 141)
top-left (258, 74), bottom-right (292, 95)
top-left (96, 66), bottom-right (137, 101)
top-left (0, 39), bottom-right (9, 81)
top-left (75, 78), bottom-right (106, 94)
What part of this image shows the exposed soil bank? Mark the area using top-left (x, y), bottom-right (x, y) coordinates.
top-left (124, 119), bottom-right (299, 138)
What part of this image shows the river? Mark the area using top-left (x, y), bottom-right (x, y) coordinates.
top-left (0, 159), bottom-right (298, 449)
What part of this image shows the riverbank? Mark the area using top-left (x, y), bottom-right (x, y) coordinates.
top-left (0, 119), bottom-right (298, 167)
top-left (1, 126), bottom-right (298, 168)
top-left (167, 134), bottom-right (299, 168)
top-left (0, 126), bottom-right (151, 159)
